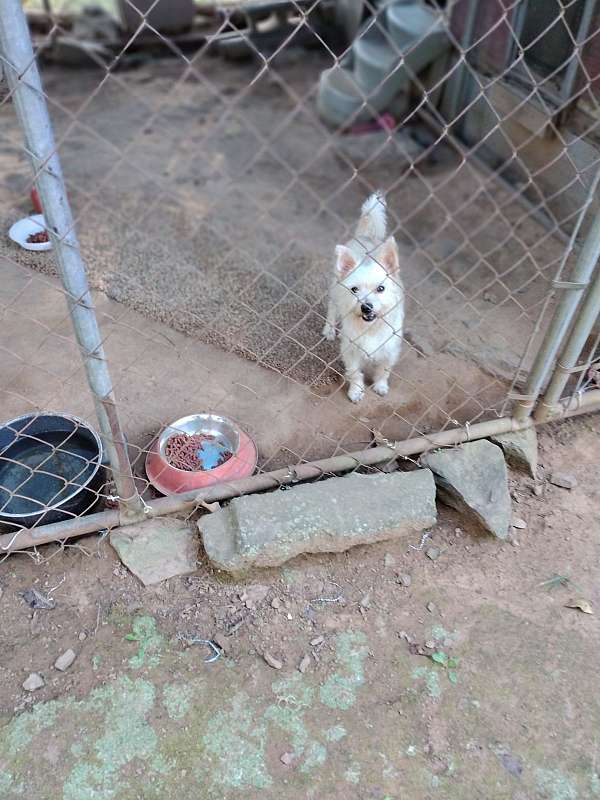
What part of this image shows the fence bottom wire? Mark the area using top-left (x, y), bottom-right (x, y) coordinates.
top-left (3, 389), bottom-right (600, 555)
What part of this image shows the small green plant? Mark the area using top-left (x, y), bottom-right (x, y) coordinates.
top-left (430, 651), bottom-right (459, 684)
top-left (538, 573), bottom-right (582, 593)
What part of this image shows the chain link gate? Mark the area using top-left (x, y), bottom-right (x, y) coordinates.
top-left (1, 0), bottom-right (600, 555)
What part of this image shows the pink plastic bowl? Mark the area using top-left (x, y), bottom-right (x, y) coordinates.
top-left (145, 413), bottom-right (257, 496)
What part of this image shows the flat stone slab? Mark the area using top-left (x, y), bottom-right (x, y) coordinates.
top-left (200, 470), bottom-right (437, 573)
top-left (421, 441), bottom-right (511, 540)
top-left (491, 427), bottom-right (538, 478)
top-left (334, 129), bottom-right (424, 169)
top-left (111, 517), bottom-right (199, 586)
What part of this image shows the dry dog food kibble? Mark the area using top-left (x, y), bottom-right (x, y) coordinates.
top-left (27, 230), bottom-right (49, 244)
top-left (164, 432), bottom-right (232, 471)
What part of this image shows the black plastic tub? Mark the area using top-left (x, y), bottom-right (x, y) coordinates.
top-left (0, 413), bottom-right (104, 530)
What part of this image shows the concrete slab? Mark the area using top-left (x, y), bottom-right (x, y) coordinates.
top-left (201, 469), bottom-right (437, 573)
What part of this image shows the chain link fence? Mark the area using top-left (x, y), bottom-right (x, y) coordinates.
top-left (1, 0), bottom-right (600, 556)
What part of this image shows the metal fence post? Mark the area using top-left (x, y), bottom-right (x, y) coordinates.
top-left (0, 0), bottom-right (145, 522)
top-left (514, 169), bottom-right (600, 422)
top-left (536, 256), bottom-right (600, 421)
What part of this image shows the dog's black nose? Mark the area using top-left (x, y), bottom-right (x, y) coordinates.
top-left (360, 302), bottom-right (373, 314)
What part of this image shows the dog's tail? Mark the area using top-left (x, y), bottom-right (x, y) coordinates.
top-left (356, 190), bottom-right (387, 241)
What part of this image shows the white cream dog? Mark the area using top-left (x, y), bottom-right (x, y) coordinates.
top-left (323, 191), bottom-right (405, 403)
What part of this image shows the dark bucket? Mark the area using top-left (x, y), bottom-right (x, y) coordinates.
top-left (0, 413), bottom-right (104, 530)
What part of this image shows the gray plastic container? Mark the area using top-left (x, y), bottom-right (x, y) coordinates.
top-left (118, 0), bottom-right (196, 35)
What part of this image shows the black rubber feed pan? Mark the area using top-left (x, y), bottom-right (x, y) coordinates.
top-left (0, 413), bottom-right (104, 529)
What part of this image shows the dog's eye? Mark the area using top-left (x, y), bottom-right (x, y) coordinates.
top-left (376, 284), bottom-right (385, 293)
top-left (350, 286), bottom-right (358, 293)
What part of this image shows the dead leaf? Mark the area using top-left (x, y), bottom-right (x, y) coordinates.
top-left (565, 597), bottom-right (593, 614)
top-left (199, 500), bottom-right (220, 513)
top-left (22, 588), bottom-right (55, 610)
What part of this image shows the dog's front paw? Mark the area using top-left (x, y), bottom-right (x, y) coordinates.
top-left (373, 379), bottom-right (389, 397)
top-left (347, 384), bottom-right (365, 403)
top-left (322, 323), bottom-right (337, 342)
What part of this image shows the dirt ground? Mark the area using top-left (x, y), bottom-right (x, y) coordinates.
top-left (0, 50), bottom-right (568, 450)
top-left (1, 414), bottom-right (599, 799)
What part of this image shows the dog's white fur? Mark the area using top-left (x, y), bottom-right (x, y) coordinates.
top-left (323, 191), bottom-right (404, 403)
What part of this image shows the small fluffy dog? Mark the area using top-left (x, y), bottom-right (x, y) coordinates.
top-left (323, 191), bottom-right (404, 403)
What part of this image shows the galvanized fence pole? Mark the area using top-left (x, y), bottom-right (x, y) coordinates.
top-left (514, 169), bottom-right (600, 422)
top-left (536, 254), bottom-right (600, 421)
top-left (0, 0), bottom-right (145, 522)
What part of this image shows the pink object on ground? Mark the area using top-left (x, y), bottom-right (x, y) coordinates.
top-left (146, 422), bottom-right (257, 496)
top-left (345, 113), bottom-right (396, 135)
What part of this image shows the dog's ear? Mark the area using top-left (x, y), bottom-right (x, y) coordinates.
top-left (378, 236), bottom-right (400, 275)
top-left (335, 245), bottom-right (357, 278)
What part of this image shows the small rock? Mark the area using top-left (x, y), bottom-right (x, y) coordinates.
top-left (280, 752), bottom-right (294, 766)
top-left (549, 472), bottom-right (577, 490)
top-left (22, 588), bottom-right (55, 610)
top-left (110, 517), bottom-right (199, 585)
top-left (310, 636), bottom-right (324, 647)
top-left (78, 631), bottom-right (87, 641)
top-left (241, 585), bottom-right (269, 609)
top-left (30, 615), bottom-right (43, 637)
top-left (533, 483), bottom-right (543, 497)
top-left (271, 597), bottom-right (281, 610)
top-left (263, 652), bottom-right (283, 670)
top-left (359, 593), bottom-right (371, 609)
top-left (298, 654), bottom-right (311, 673)
top-left (54, 649), bottom-right (76, 672)
top-left (512, 517), bottom-right (527, 529)
top-left (384, 553), bottom-right (396, 567)
top-left (425, 639), bottom-right (435, 649)
top-left (425, 547), bottom-right (440, 561)
top-left (510, 537), bottom-right (520, 547)
top-left (23, 673), bottom-right (44, 692)
top-left (398, 573), bottom-right (412, 587)
top-left (426, 601), bottom-right (437, 614)
top-left (421, 441), bottom-right (512, 540)
top-left (500, 752), bottom-right (523, 778)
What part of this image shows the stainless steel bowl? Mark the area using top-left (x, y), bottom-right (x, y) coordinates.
top-left (158, 414), bottom-right (240, 472)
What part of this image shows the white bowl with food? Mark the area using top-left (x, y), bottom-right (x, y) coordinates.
top-left (8, 214), bottom-right (52, 252)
